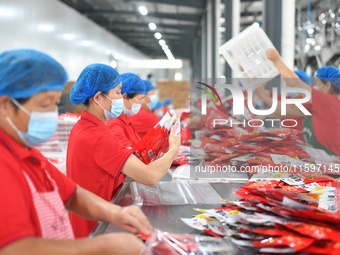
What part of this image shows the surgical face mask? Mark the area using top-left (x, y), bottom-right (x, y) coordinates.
top-left (155, 111), bottom-right (164, 118)
top-left (287, 92), bottom-right (299, 98)
top-left (6, 99), bottom-right (58, 147)
top-left (96, 94), bottom-right (124, 120)
top-left (147, 94), bottom-right (158, 111)
top-left (124, 99), bottom-right (142, 116)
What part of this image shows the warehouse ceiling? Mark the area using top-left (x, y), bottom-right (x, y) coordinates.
top-left (59, 0), bottom-right (328, 60)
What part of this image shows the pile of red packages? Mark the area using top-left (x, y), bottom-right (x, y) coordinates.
top-left (181, 174), bottom-right (340, 254)
top-left (133, 113), bottom-right (178, 164)
top-left (193, 127), bottom-right (340, 175)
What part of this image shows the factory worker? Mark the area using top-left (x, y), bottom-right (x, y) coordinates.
top-left (130, 79), bottom-right (161, 138)
top-left (152, 100), bottom-right (165, 118)
top-left (257, 48), bottom-right (340, 155)
top-left (162, 98), bottom-right (174, 115)
top-left (255, 70), bottom-right (313, 138)
top-left (67, 64), bottom-right (180, 237)
top-left (107, 73), bottom-right (145, 148)
top-left (0, 49), bottom-right (151, 255)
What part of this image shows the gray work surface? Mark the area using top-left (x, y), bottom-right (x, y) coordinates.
top-left (91, 172), bottom-right (249, 235)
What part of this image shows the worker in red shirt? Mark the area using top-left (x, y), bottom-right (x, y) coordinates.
top-left (107, 73), bottom-right (145, 148)
top-left (256, 70), bottom-right (312, 140)
top-left (256, 48), bottom-right (340, 155)
top-left (0, 49), bottom-right (151, 255)
top-left (130, 79), bottom-right (161, 138)
top-left (67, 64), bottom-right (180, 237)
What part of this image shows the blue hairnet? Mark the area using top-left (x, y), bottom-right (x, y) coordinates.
top-left (70, 63), bottom-right (121, 105)
top-left (163, 98), bottom-right (173, 105)
top-left (152, 100), bottom-right (163, 111)
top-left (143, 79), bottom-right (155, 93)
top-left (294, 70), bottom-right (312, 85)
top-left (316, 66), bottom-right (340, 90)
top-left (0, 49), bottom-right (68, 98)
top-left (121, 73), bottom-right (146, 95)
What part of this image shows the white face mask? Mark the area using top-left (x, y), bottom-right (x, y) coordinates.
top-left (95, 94), bottom-right (124, 120)
top-left (124, 99), bottom-right (142, 116)
top-left (147, 94), bottom-right (158, 111)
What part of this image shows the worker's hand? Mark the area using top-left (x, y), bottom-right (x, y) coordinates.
top-left (98, 233), bottom-right (145, 255)
top-left (266, 48), bottom-right (281, 63)
top-left (169, 123), bottom-right (181, 153)
top-left (254, 83), bottom-right (268, 95)
top-left (110, 205), bottom-right (152, 235)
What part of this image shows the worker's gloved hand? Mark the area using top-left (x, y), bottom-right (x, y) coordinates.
top-left (109, 205), bottom-right (152, 235)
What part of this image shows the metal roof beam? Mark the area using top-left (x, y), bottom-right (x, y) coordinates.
top-left (82, 10), bottom-right (200, 22)
top-left (136, 0), bottom-right (206, 9)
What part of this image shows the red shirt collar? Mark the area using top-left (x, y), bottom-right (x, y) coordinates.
top-left (118, 115), bottom-right (133, 125)
top-left (80, 110), bottom-right (107, 127)
top-left (0, 128), bottom-right (46, 162)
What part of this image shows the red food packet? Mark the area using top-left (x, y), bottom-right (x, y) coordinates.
top-left (253, 236), bottom-right (314, 251)
top-left (282, 222), bottom-right (340, 242)
top-left (279, 185), bottom-right (308, 193)
top-left (241, 227), bottom-right (295, 237)
top-left (301, 241), bottom-right (340, 254)
top-left (243, 180), bottom-right (282, 192)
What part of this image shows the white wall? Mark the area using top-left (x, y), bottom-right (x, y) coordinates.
top-left (0, 0), bottom-right (149, 80)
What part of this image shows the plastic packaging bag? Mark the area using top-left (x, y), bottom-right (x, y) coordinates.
top-left (133, 113), bottom-right (177, 164)
top-left (140, 229), bottom-right (237, 255)
top-left (130, 180), bottom-right (224, 206)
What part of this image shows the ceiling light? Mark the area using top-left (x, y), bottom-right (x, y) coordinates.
top-left (138, 6), bottom-right (148, 16)
top-left (105, 49), bottom-right (112, 55)
top-left (37, 24), bottom-right (54, 32)
top-left (148, 22), bottom-right (157, 30)
top-left (63, 33), bottom-right (75, 40)
top-left (159, 39), bottom-right (166, 46)
top-left (0, 7), bottom-right (15, 18)
top-left (129, 59), bottom-right (183, 69)
top-left (162, 45), bottom-right (169, 51)
top-left (81, 40), bottom-right (92, 46)
top-left (174, 72), bottom-right (183, 81)
top-left (154, 32), bottom-right (162, 39)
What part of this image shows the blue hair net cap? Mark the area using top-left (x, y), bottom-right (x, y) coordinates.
top-left (152, 100), bottom-right (163, 111)
top-left (316, 66), bottom-right (340, 90)
top-left (163, 98), bottom-right (173, 105)
top-left (70, 63), bottom-right (121, 105)
top-left (121, 73), bottom-right (146, 95)
top-left (0, 48), bottom-right (68, 98)
top-left (294, 70), bottom-right (312, 85)
top-left (143, 79), bottom-right (155, 93)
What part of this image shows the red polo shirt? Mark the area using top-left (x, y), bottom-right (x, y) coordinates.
top-left (66, 111), bottom-right (132, 237)
top-left (0, 129), bottom-right (76, 249)
top-left (107, 115), bottom-right (141, 148)
top-left (130, 108), bottom-right (161, 138)
top-left (302, 88), bottom-right (340, 155)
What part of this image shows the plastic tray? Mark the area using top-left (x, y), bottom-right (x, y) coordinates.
top-left (219, 23), bottom-right (280, 88)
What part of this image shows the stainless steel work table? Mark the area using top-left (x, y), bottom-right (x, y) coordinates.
top-left (91, 173), bottom-right (249, 236)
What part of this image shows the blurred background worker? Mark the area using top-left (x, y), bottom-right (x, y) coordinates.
top-left (108, 72), bottom-right (146, 148)
top-left (162, 98), bottom-right (174, 115)
top-left (130, 79), bottom-right (160, 138)
top-left (255, 69), bottom-right (313, 139)
top-left (67, 63), bottom-right (181, 238)
top-left (0, 49), bottom-right (151, 255)
top-left (151, 100), bottom-right (165, 118)
top-left (257, 48), bottom-right (340, 155)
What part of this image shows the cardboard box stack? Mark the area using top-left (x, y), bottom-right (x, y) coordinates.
top-left (156, 80), bottom-right (190, 109)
